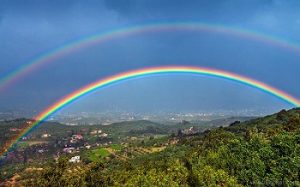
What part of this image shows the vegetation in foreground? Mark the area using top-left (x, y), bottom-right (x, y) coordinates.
top-left (3, 108), bottom-right (300, 186)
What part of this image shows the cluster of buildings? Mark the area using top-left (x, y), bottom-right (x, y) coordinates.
top-left (69, 155), bottom-right (80, 163)
top-left (5, 127), bottom-right (113, 165)
top-left (90, 129), bottom-right (108, 138)
top-left (60, 129), bottom-right (112, 156)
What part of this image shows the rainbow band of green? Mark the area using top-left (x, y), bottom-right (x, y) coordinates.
top-left (1, 66), bottom-right (300, 158)
top-left (1, 22), bottom-right (300, 91)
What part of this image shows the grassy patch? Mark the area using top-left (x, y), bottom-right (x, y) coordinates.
top-left (17, 142), bottom-right (29, 148)
top-left (88, 148), bottom-right (110, 162)
top-left (110, 144), bottom-right (122, 151)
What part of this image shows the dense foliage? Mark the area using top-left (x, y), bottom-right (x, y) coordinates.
top-left (9, 109), bottom-right (300, 186)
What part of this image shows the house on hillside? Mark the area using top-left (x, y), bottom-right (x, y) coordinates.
top-left (41, 133), bottom-right (51, 138)
top-left (69, 156), bottom-right (80, 163)
top-left (63, 147), bottom-right (75, 154)
top-left (26, 120), bottom-right (33, 125)
top-left (72, 134), bottom-right (83, 140)
top-left (90, 129), bottom-right (102, 135)
top-left (70, 134), bottom-right (84, 143)
top-left (99, 133), bottom-right (108, 138)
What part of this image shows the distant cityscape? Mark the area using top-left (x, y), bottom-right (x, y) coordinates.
top-left (0, 107), bottom-right (282, 125)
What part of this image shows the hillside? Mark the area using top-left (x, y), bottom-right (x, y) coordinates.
top-left (0, 116), bottom-right (249, 151)
top-left (3, 108), bottom-right (298, 186)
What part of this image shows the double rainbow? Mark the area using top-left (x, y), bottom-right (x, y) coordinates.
top-left (1, 66), bottom-right (300, 159)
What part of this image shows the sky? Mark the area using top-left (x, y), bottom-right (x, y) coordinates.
top-left (0, 0), bottom-right (300, 115)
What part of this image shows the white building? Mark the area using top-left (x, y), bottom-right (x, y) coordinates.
top-left (41, 133), bottom-right (51, 138)
top-left (63, 147), bottom-right (75, 153)
top-left (99, 133), bottom-right (108, 137)
top-left (90, 129), bottom-right (102, 135)
top-left (69, 156), bottom-right (80, 163)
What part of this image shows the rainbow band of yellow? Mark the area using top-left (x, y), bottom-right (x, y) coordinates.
top-left (1, 66), bottom-right (300, 159)
top-left (1, 21), bottom-right (300, 92)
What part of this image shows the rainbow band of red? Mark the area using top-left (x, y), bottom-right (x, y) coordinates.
top-left (1, 66), bottom-right (300, 158)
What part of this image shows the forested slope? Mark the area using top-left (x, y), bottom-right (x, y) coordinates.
top-left (18, 108), bottom-right (300, 186)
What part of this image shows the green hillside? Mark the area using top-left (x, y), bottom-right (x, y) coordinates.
top-left (12, 108), bottom-right (300, 186)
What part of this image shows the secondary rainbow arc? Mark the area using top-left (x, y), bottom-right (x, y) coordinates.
top-left (1, 22), bottom-right (300, 92)
top-left (1, 66), bottom-right (300, 159)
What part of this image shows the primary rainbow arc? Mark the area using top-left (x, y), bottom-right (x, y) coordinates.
top-left (1, 66), bottom-right (300, 158)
